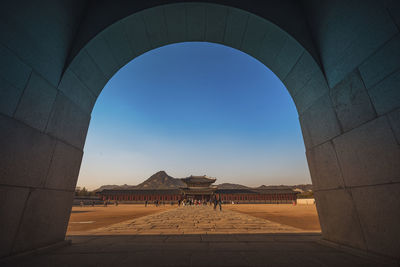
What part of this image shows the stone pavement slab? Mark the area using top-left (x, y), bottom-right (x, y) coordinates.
top-left (84, 206), bottom-right (307, 235)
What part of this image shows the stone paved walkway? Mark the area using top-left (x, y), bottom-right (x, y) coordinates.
top-left (85, 206), bottom-right (306, 235)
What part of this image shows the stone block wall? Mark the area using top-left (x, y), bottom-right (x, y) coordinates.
top-left (0, 0), bottom-right (399, 260)
top-left (0, 0), bottom-right (87, 258)
top-left (303, 0), bottom-right (400, 258)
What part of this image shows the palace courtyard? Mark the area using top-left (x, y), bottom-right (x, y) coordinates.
top-left (67, 204), bottom-right (320, 234)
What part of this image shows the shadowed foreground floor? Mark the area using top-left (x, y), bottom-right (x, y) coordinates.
top-left (2, 234), bottom-right (396, 267)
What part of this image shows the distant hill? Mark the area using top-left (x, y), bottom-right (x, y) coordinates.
top-left (135, 171), bottom-right (185, 189)
top-left (93, 184), bottom-right (136, 192)
top-left (93, 171), bottom-right (313, 192)
top-left (216, 183), bottom-right (249, 189)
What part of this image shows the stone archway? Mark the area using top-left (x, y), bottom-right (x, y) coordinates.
top-left (0, 1), bottom-right (399, 260)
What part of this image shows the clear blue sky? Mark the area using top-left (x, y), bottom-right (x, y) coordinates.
top-left (77, 42), bottom-right (311, 190)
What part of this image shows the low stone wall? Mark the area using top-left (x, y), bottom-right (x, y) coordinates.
top-left (297, 198), bottom-right (315, 205)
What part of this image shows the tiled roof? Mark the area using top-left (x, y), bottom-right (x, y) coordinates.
top-left (98, 188), bottom-right (297, 195)
top-left (181, 176), bottom-right (216, 184)
top-left (99, 189), bottom-right (181, 195)
top-left (216, 189), bottom-right (297, 194)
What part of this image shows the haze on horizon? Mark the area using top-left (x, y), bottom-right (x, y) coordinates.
top-left (77, 42), bottom-right (311, 190)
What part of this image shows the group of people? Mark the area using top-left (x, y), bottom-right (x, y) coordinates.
top-left (178, 199), bottom-right (208, 206)
top-left (212, 197), bottom-right (223, 211)
top-left (175, 198), bottom-right (222, 211)
top-left (102, 200), bottom-right (118, 207)
top-left (145, 200), bottom-right (175, 207)
top-left (79, 200), bottom-right (96, 207)
top-left (141, 197), bottom-right (223, 211)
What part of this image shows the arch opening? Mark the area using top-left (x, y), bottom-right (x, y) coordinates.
top-left (68, 41), bottom-right (320, 236)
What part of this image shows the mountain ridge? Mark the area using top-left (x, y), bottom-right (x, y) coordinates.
top-left (93, 171), bottom-right (312, 191)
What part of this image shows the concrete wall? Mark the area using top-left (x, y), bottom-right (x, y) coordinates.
top-left (0, 0), bottom-right (399, 259)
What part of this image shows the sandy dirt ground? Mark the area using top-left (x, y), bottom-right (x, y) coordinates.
top-left (67, 204), bottom-right (175, 234)
top-left (224, 204), bottom-right (321, 231)
top-left (67, 203), bottom-right (320, 234)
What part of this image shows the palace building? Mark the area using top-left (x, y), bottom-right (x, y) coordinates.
top-left (180, 176), bottom-right (218, 201)
top-left (98, 175), bottom-right (299, 204)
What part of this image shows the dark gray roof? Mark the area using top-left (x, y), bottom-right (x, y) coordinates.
top-left (99, 189), bottom-right (181, 195)
top-left (181, 176), bottom-right (216, 184)
top-left (99, 188), bottom-right (297, 195)
top-left (252, 189), bottom-right (298, 194)
top-left (216, 189), bottom-right (297, 194)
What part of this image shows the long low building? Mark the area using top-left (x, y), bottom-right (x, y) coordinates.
top-left (97, 176), bottom-right (299, 204)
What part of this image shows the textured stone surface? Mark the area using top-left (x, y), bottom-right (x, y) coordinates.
top-left (0, 1), bottom-right (84, 86)
top-left (69, 50), bottom-right (107, 97)
top-left (164, 4), bottom-right (186, 44)
top-left (14, 72), bottom-right (57, 131)
top-left (333, 116), bottom-right (400, 187)
top-left (12, 189), bottom-right (74, 253)
top-left (57, 69), bottom-right (96, 114)
top-left (359, 33), bottom-right (400, 89)
top-left (142, 7), bottom-right (170, 49)
top-left (352, 183), bottom-right (400, 258)
top-left (223, 8), bottom-right (249, 50)
top-left (0, 76), bottom-right (24, 116)
top-left (44, 141), bottom-right (83, 191)
top-left (388, 108), bottom-right (400, 144)
top-left (305, 0), bottom-right (399, 87)
top-left (299, 93), bottom-right (341, 148)
top-left (205, 4), bottom-right (228, 44)
top-left (314, 189), bottom-right (366, 250)
top-left (102, 21), bottom-right (135, 68)
top-left (306, 141), bottom-right (344, 191)
top-left (259, 33), bottom-right (304, 81)
top-left (85, 36), bottom-right (119, 80)
top-left (258, 24), bottom-right (288, 67)
top-left (294, 72), bottom-right (329, 114)
top-left (0, 186), bottom-right (29, 257)
top-left (330, 70), bottom-right (376, 132)
top-left (368, 69), bottom-right (400, 115)
top-left (186, 4), bottom-right (206, 41)
top-left (283, 51), bottom-right (321, 97)
top-left (387, 0), bottom-right (400, 29)
top-left (46, 93), bottom-right (90, 149)
top-left (0, 115), bottom-right (55, 187)
top-left (0, 44), bottom-right (31, 90)
top-left (123, 13), bottom-right (152, 56)
top-left (241, 15), bottom-right (269, 58)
